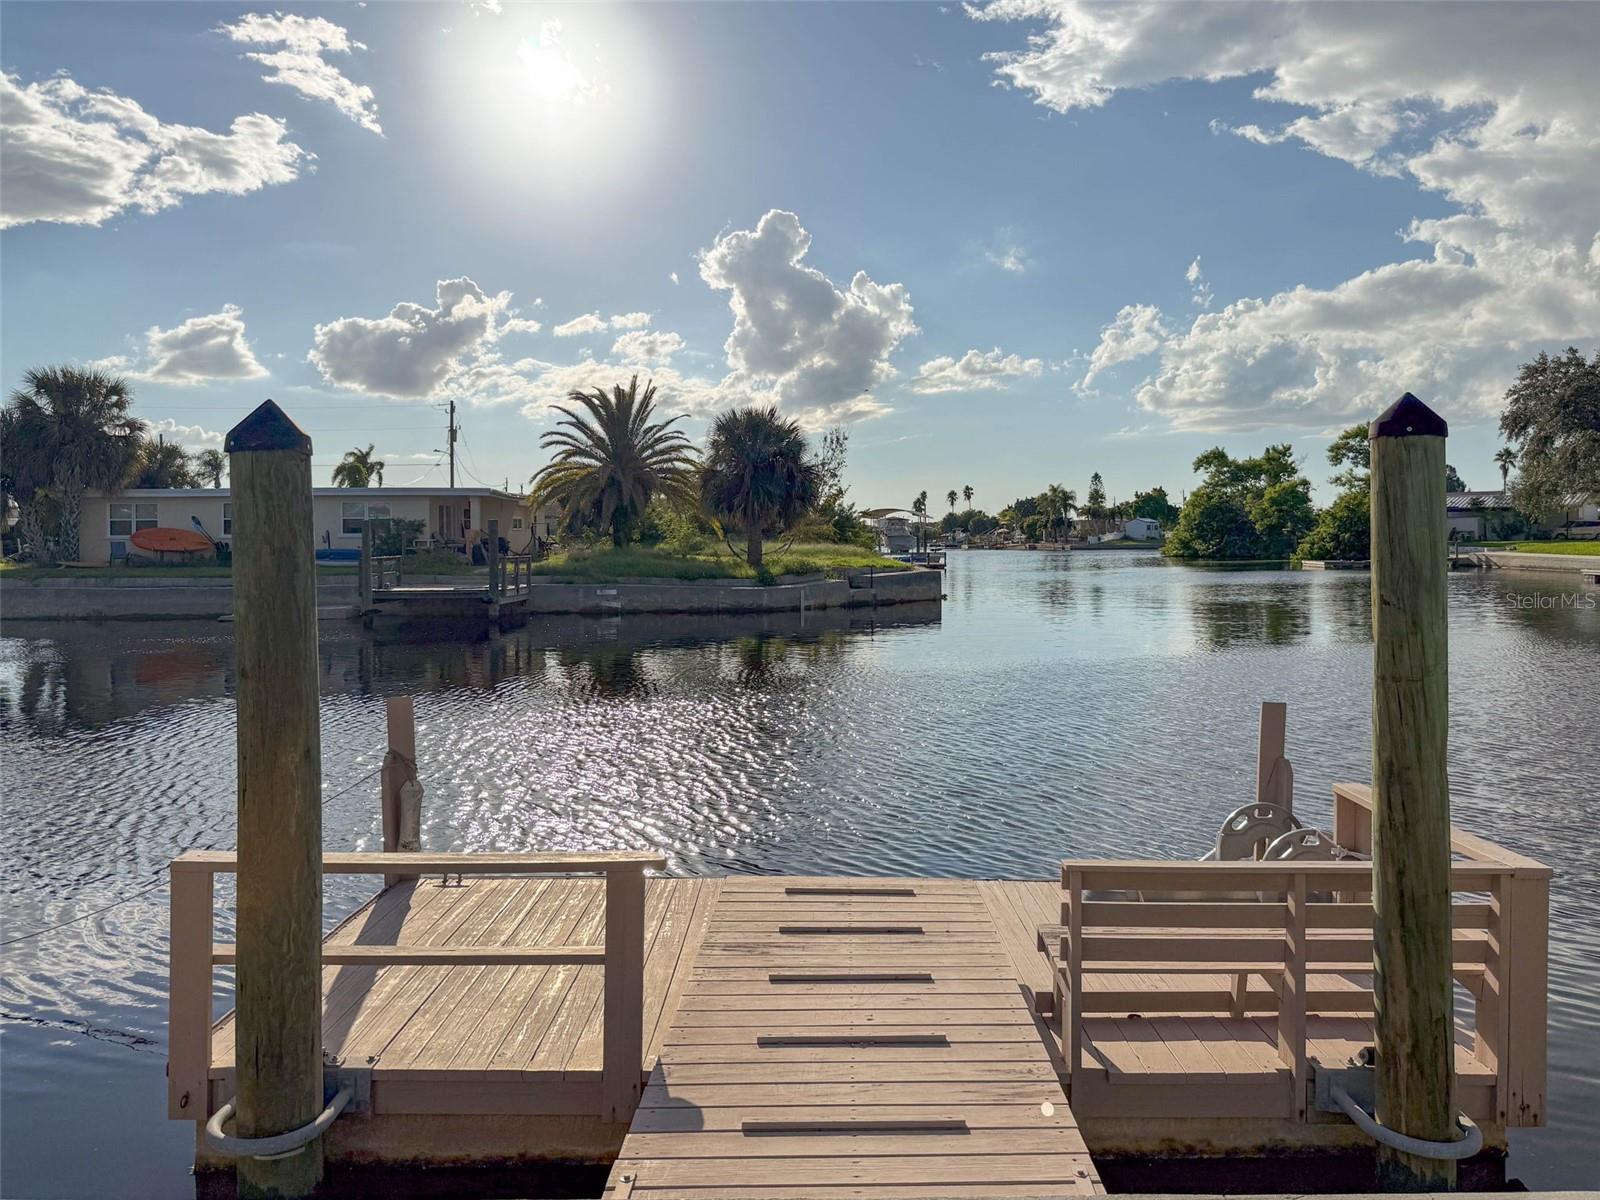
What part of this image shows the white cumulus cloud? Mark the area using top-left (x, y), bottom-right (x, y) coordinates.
top-left (611, 330), bottom-right (685, 364)
top-left (699, 209), bottom-right (917, 425)
top-left (310, 278), bottom-right (530, 399)
top-left (105, 305), bottom-right (270, 385)
top-left (553, 311), bottom-right (651, 337)
top-left (909, 348), bottom-right (1043, 394)
top-left (973, 0), bottom-right (1600, 430)
top-left (1078, 304), bottom-right (1169, 393)
top-left (150, 418), bottom-right (226, 450)
top-left (217, 12), bottom-right (382, 135)
top-left (0, 71), bottom-right (308, 229)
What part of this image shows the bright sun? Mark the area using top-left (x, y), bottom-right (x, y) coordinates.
top-left (514, 21), bottom-right (605, 107)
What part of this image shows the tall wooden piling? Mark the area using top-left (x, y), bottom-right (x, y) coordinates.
top-left (225, 400), bottom-right (325, 1198)
top-left (1368, 392), bottom-right (1455, 1190)
top-left (381, 696), bottom-right (421, 887)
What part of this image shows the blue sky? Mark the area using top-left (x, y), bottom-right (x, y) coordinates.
top-left (3, 2), bottom-right (1596, 505)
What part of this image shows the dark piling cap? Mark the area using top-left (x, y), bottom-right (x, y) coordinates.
top-left (225, 399), bottom-right (312, 454)
top-left (1370, 392), bottom-right (1447, 439)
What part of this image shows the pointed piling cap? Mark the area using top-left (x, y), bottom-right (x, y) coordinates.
top-left (1370, 392), bottom-right (1447, 439)
top-left (225, 399), bottom-right (312, 455)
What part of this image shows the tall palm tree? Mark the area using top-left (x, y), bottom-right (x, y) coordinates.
top-left (963, 484), bottom-right (974, 507)
top-left (533, 376), bottom-right (696, 547)
top-left (1494, 446), bottom-right (1516, 490)
top-left (946, 489), bottom-right (958, 512)
top-left (699, 405), bottom-right (823, 568)
top-left (911, 490), bottom-right (929, 553)
top-left (333, 444), bottom-right (385, 487)
top-left (196, 448), bottom-right (227, 488)
top-left (4, 366), bottom-right (145, 560)
top-left (1042, 483), bottom-right (1077, 542)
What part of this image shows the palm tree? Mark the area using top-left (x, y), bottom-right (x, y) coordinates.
top-left (1042, 483), bottom-right (1077, 543)
top-left (4, 366), bottom-right (145, 561)
top-left (911, 490), bottom-right (929, 553)
top-left (963, 484), bottom-right (974, 507)
top-left (699, 405), bottom-right (823, 568)
top-left (1494, 447), bottom-right (1516, 490)
top-left (134, 437), bottom-right (199, 488)
top-left (533, 375), bottom-right (696, 547)
top-left (333, 444), bottom-right (385, 487)
top-left (197, 448), bottom-right (227, 488)
top-left (946, 489), bottom-right (958, 513)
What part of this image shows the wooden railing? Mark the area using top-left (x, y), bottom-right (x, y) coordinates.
top-left (167, 849), bottom-right (666, 1126)
top-left (1052, 782), bottom-right (1549, 1127)
top-left (489, 553), bottom-right (535, 600)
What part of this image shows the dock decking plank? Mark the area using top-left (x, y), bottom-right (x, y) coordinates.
top-left (606, 878), bottom-right (1102, 1198)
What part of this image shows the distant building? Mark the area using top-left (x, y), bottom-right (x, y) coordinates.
top-left (1122, 517), bottom-right (1163, 541)
top-left (1445, 491), bottom-right (1514, 539)
top-left (74, 486), bottom-right (559, 564)
top-left (1446, 490), bottom-right (1599, 539)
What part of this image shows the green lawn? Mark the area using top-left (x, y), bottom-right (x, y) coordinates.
top-left (530, 542), bottom-right (904, 583)
top-left (1472, 540), bottom-right (1600, 556)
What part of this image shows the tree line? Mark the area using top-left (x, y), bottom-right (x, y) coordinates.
top-left (1165, 347), bottom-right (1598, 561)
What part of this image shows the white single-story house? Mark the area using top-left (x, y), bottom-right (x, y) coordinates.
top-left (76, 487), bottom-right (561, 564)
top-left (1446, 490), bottom-right (1599, 539)
top-left (1122, 517), bottom-right (1163, 541)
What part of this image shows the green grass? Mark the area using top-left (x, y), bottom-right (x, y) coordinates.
top-left (1472, 540), bottom-right (1600, 556)
top-left (530, 542), bottom-right (904, 583)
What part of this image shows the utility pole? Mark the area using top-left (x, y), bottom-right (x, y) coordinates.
top-left (224, 399), bottom-right (325, 1198)
top-left (448, 399), bottom-right (458, 489)
top-left (1369, 391), bottom-right (1455, 1191)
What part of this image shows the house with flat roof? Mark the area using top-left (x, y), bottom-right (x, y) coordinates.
top-left (77, 486), bottom-right (561, 564)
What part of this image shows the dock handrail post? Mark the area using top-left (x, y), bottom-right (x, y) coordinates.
top-left (225, 400), bottom-right (326, 1199)
top-left (381, 696), bottom-right (421, 887)
top-left (1369, 392), bottom-right (1455, 1190)
top-left (358, 518), bottom-right (373, 609)
top-left (602, 864), bottom-right (648, 1122)
top-left (1063, 868), bottom-right (1083, 1100)
top-left (167, 863), bottom-right (214, 1120)
top-left (1255, 700), bottom-right (1290, 814)
top-left (486, 519), bottom-right (500, 601)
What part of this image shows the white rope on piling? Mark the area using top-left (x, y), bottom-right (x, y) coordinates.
top-left (204, 1086), bottom-right (353, 1161)
top-left (1329, 1082), bottom-right (1483, 1161)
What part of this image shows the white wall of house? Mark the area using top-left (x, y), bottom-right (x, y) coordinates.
top-left (77, 488), bottom-right (555, 563)
top-left (1123, 517), bottom-right (1162, 540)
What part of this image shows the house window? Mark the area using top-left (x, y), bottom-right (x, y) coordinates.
top-left (341, 500), bottom-right (392, 535)
top-left (109, 502), bottom-right (157, 536)
top-left (512, 516), bottom-right (524, 530)
top-left (222, 503), bottom-right (233, 536)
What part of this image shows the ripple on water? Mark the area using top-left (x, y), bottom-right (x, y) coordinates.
top-left (1, 554), bottom-right (1596, 1194)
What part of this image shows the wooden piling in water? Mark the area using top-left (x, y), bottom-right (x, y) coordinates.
top-left (1368, 392), bottom-right (1455, 1190)
top-left (225, 400), bottom-right (325, 1198)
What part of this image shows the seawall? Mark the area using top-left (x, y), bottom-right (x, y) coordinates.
top-left (0, 567), bottom-right (944, 622)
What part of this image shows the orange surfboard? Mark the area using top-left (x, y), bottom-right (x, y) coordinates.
top-left (131, 526), bottom-right (213, 553)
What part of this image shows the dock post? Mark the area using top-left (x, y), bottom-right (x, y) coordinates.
top-left (1255, 700), bottom-right (1291, 815)
top-left (359, 518), bottom-right (373, 610)
top-left (1368, 392), bottom-right (1455, 1190)
top-left (225, 400), bottom-right (325, 1199)
top-left (381, 695), bottom-right (421, 887)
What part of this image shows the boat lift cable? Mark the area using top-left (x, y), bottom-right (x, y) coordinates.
top-left (0, 762), bottom-right (383, 948)
top-left (1328, 1082), bottom-right (1483, 1161)
top-left (205, 1086), bottom-right (354, 1160)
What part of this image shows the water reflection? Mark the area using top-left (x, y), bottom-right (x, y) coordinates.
top-left (0, 555), bottom-right (1595, 1197)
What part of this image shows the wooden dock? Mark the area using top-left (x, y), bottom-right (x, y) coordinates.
top-left (171, 783), bottom-right (1548, 1189)
top-left (604, 876), bottom-right (1100, 1198)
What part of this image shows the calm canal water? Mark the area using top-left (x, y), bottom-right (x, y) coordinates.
top-left (2, 551), bottom-right (1596, 1196)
